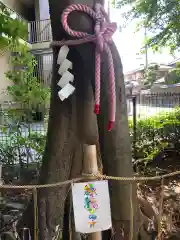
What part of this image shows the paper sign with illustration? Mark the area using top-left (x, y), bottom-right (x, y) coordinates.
top-left (72, 180), bottom-right (112, 233)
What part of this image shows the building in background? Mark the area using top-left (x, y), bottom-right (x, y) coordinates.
top-left (1, 0), bottom-right (180, 104)
top-left (124, 63), bottom-right (176, 95)
top-left (0, 0), bottom-right (52, 104)
top-left (124, 64), bottom-right (173, 84)
top-left (1, 0), bottom-right (35, 21)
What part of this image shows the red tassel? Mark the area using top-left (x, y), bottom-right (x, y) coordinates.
top-left (107, 121), bottom-right (114, 131)
top-left (94, 104), bottom-right (100, 114)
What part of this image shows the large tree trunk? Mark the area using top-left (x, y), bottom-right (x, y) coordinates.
top-left (18, 0), bottom-right (139, 239)
top-left (97, 46), bottom-right (139, 239)
top-left (18, 1), bottom-right (99, 239)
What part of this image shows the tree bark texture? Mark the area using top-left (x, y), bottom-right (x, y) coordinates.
top-left (18, 0), bottom-right (100, 239)
top-left (18, 0), bottom-right (140, 239)
top-left (97, 46), bottom-right (139, 239)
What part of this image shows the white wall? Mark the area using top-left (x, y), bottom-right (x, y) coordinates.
top-left (2, 0), bottom-right (24, 16)
top-left (39, 0), bottom-right (49, 20)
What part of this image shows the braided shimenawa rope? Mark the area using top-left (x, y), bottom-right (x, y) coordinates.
top-left (50, 3), bottom-right (117, 131)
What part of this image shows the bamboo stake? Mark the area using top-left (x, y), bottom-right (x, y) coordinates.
top-left (83, 144), bottom-right (102, 240)
top-left (0, 164), bottom-right (2, 185)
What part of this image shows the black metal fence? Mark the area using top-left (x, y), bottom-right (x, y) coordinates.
top-left (127, 93), bottom-right (180, 118)
top-left (0, 92), bottom-right (180, 168)
top-left (127, 93), bottom-right (180, 161)
top-left (0, 108), bottom-right (47, 170)
top-left (33, 53), bottom-right (52, 87)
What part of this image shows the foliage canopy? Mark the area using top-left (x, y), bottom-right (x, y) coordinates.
top-left (0, 2), bottom-right (50, 112)
top-left (0, 2), bottom-right (27, 49)
top-left (6, 44), bottom-right (50, 111)
top-left (143, 64), bottom-right (159, 88)
top-left (165, 62), bottom-right (180, 85)
top-left (115, 0), bottom-right (180, 52)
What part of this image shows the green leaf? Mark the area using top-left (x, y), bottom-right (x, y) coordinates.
top-left (116, 0), bottom-right (180, 52)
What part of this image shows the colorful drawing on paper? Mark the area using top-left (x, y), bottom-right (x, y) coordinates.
top-left (72, 180), bottom-right (112, 233)
top-left (84, 183), bottom-right (98, 228)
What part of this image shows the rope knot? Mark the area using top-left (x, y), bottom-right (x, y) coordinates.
top-left (95, 21), bottom-right (117, 52)
top-left (103, 22), bottom-right (117, 41)
top-left (51, 3), bottom-right (117, 131)
top-left (94, 4), bottom-right (117, 53)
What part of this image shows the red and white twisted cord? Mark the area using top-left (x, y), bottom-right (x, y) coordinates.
top-left (51, 3), bottom-right (117, 131)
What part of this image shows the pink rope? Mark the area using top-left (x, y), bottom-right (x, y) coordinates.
top-left (51, 3), bottom-right (117, 131)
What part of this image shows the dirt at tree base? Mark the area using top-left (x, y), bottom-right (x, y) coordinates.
top-left (136, 151), bottom-right (180, 239)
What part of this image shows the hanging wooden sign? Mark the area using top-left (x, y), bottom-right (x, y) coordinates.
top-left (72, 180), bottom-right (112, 233)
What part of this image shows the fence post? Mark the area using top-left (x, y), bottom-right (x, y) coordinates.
top-left (83, 144), bottom-right (102, 240)
top-left (132, 96), bottom-right (137, 160)
top-left (19, 228), bottom-right (31, 240)
top-left (0, 164), bottom-right (4, 235)
top-left (28, 22), bottom-right (31, 43)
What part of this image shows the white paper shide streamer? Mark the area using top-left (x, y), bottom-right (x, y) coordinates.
top-left (57, 46), bottom-right (75, 101)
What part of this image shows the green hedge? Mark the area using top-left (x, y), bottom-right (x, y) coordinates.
top-left (1, 107), bottom-right (180, 168)
top-left (129, 107), bottom-right (180, 160)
